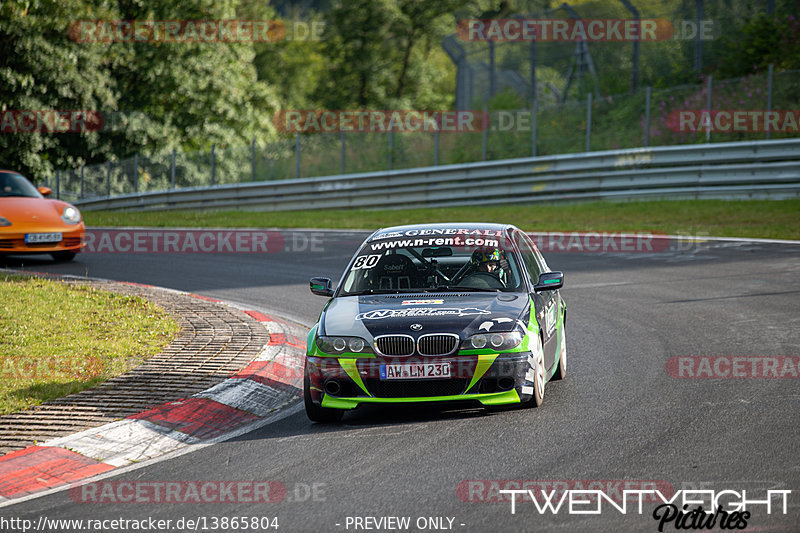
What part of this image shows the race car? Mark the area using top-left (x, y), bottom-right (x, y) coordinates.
top-left (304, 223), bottom-right (566, 422)
top-left (0, 170), bottom-right (85, 261)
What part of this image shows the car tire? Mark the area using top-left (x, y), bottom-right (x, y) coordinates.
top-left (552, 323), bottom-right (566, 381)
top-left (526, 335), bottom-right (546, 408)
top-left (304, 371), bottom-right (344, 423)
top-left (51, 251), bottom-right (76, 261)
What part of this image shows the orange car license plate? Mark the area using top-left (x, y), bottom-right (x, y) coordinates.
top-left (25, 232), bottom-right (62, 243)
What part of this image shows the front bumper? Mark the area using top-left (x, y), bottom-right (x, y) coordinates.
top-left (0, 226), bottom-right (85, 254)
top-left (306, 351), bottom-right (533, 410)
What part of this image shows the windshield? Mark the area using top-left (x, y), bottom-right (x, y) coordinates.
top-left (340, 232), bottom-right (523, 295)
top-left (0, 172), bottom-right (42, 198)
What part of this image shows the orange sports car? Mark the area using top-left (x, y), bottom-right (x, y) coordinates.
top-left (0, 170), bottom-right (85, 261)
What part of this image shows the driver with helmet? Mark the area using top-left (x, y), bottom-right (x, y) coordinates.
top-left (470, 248), bottom-right (509, 286)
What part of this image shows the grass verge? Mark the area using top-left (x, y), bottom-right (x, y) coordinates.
top-left (0, 276), bottom-right (179, 416)
top-left (84, 199), bottom-right (800, 240)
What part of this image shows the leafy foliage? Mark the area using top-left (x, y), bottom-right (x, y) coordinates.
top-left (716, 11), bottom-right (800, 77)
top-left (1, 0), bottom-right (797, 183)
top-left (1, 0), bottom-right (277, 181)
top-left (0, 0), bottom-right (118, 177)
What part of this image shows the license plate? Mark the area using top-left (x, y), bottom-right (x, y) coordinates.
top-left (25, 232), bottom-right (62, 243)
top-left (380, 362), bottom-right (451, 380)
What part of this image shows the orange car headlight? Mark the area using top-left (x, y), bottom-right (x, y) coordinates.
top-left (61, 206), bottom-right (81, 225)
top-left (0, 217), bottom-right (11, 227)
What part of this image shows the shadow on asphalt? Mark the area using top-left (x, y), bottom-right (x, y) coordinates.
top-left (5, 237), bottom-right (792, 295)
top-left (227, 395), bottom-right (560, 446)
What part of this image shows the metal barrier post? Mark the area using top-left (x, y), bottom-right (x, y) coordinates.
top-left (434, 129), bottom-right (439, 166)
top-left (644, 86), bottom-right (651, 147)
top-left (532, 99), bottom-right (538, 157)
top-left (295, 133), bottom-right (300, 179)
top-left (705, 75), bottom-right (712, 143)
top-left (489, 40), bottom-right (495, 99)
top-left (211, 144), bottom-right (216, 185)
top-left (341, 132), bottom-right (346, 174)
top-left (766, 64), bottom-right (774, 140)
top-left (251, 139), bottom-right (256, 181)
top-left (482, 105), bottom-right (488, 161)
top-left (389, 130), bottom-right (394, 170)
top-left (585, 93), bottom-right (592, 152)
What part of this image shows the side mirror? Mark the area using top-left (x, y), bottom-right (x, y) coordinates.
top-left (534, 271), bottom-right (564, 291)
top-left (38, 186), bottom-right (52, 196)
top-left (310, 277), bottom-right (334, 297)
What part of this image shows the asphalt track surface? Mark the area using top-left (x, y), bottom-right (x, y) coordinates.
top-left (2, 230), bottom-right (799, 532)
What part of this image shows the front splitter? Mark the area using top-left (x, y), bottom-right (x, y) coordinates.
top-left (320, 388), bottom-right (520, 409)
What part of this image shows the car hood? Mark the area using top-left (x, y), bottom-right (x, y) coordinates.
top-left (0, 197), bottom-right (70, 224)
top-left (321, 292), bottom-right (531, 340)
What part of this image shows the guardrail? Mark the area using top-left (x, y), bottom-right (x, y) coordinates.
top-left (74, 139), bottom-right (800, 212)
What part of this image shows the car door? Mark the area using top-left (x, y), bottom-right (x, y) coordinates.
top-left (513, 230), bottom-right (558, 374)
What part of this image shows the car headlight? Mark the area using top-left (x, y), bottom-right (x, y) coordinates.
top-left (462, 330), bottom-right (524, 351)
top-left (0, 217), bottom-right (11, 227)
top-left (61, 206), bottom-right (81, 224)
top-left (316, 335), bottom-right (373, 355)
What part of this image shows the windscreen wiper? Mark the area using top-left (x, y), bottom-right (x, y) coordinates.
top-left (430, 285), bottom-right (499, 292)
top-left (346, 288), bottom-right (421, 296)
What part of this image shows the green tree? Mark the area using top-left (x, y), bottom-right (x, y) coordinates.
top-left (716, 11), bottom-right (800, 78)
top-left (314, 0), bottom-right (504, 110)
top-left (314, 0), bottom-right (401, 108)
top-left (244, 0), bottom-right (327, 110)
top-left (0, 0), bottom-right (118, 179)
top-left (108, 0), bottom-right (279, 154)
top-left (0, 0), bottom-right (280, 181)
